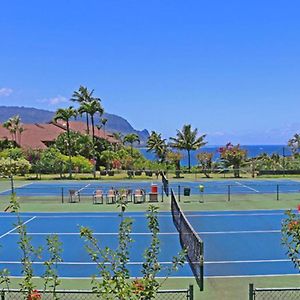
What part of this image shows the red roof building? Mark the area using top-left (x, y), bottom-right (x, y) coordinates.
top-left (0, 121), bottom-right (117, 150)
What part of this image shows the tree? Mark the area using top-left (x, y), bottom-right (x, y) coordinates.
top-left (282, 208), bottom-right (300, 271)
top-left (3, 115), bottom-right (24, 146)
top-left (100, 118), bottom-right (108, 135)
top-left (71, 86), bottom-right (97, 134)
top-left (169, 124), bottom-right (206, 172)
top-left (196, 152), bottom-right (213, 178)
top-left (123, 134), bottom-right (140, 157)
top-left (100, 150), bottom-right (117, 170)
top-left (54, 131), bottom-right (94, 158)
top-left (78, 99), bottom-right (104, 143)
top-left (218, 143), bottom-right (247, 178)
top-left (166, 151), bottom-right (183, 178)
top-left (147, 131), bottom-right (168, 163)
top-left (288, 134), bottom-right (300, 156)
top-left (53, 107), bottom-right (77, 178)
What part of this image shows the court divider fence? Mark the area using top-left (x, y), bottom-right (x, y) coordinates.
top-left (249, 283), bottom-right (300, 299)
top-left (0, 285), bottom-right (194, 300)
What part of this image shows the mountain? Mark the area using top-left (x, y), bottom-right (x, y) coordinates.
top-left (0, 106), bottom-right (150, 144)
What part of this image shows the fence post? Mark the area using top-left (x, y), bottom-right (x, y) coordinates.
top-left (277, 184), bottom-right (279, 201)
top-left (161, 185), bottom-right (164, 202)
top-left (228, 185), bottom-right (231, 201)
top-left (61, 187), bottom-right (64, 203)
top-left (249, 283), bottom-right (254, 300)
top-left (178, 185), bottom-right (181, 202)
top-left (188, 284), bottom-right (194, 300)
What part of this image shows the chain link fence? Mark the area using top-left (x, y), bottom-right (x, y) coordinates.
top-left (0, 285), bottom-right (194, 300)
top-left (249, 283), bottom-right (300, 300)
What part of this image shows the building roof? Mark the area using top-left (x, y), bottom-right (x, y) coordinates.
top-left (0, 121), bottom-right (117, 150)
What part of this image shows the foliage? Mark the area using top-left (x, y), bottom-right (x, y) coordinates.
top-left (288, 134), bottom-right (300, 155)
top-left (53, 106), bottom-right (78, 178)
top-left (123, 134), bottom-right (140, 156)
top-left (24, 149), bottom-right (43, 178)
top-left (8, 194), bottom-right (43, 297)
top-left (196, 152), bottom-right (213, 178)
top-left (147, 131), bottom-right (168, 163)
top-left (169, 124), bottom-right (206, 172)
top-left (282, 208), bottom-right (300, 270)
top-left (100, 150), bottom-right (117, 170)
top-left (0, 138), bottom-right (15, 151)
top-left (71, 155), bottom-right (93, 173)
top-left (166, 151), bottom-right (182, 171)
top-left (54, 131), bottom-right (94, 158)
top-left (80, 206), bottom-right (185, 299)
top-left (39, 148), bottom-right (67, 175)
top-left (71, 85), bottom-right (97, 134)
top-left (42, 235), bottom-right (63, 299)
top-left (0, 157), bottom-right (31, 176)
top-left (3, 115), bottom-right (24, 146)
top-left (219, 143), bottom-right (247, 177)
top-left (0, 147), bottom-right (24, 160)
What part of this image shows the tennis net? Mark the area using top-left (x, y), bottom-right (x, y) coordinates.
top-left (171, 189), bottom-right (204, 291)
top-left (161, 172), bottom-right (169, 196)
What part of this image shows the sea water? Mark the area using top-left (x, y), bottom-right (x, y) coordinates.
top-left (139, 145), bottom-right (291, 166)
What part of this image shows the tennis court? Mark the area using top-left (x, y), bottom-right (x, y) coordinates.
top-left (1, 179), bottom-right (300, 197)
top-left (0, 208), bottom-right (297, 280)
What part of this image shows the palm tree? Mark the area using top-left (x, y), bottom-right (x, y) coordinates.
top-left (3, 115), bottom-right (24, 146)
top-left (146, 131), bottom-right (168, 163)
top-left (169, 124), bottom-right (207, 172)
top-left (123, 133), bottom-right (140, 156)
top-left (100, 118), bottom-right (108, 136)
top-left (71, 86), bottom-right (96, 134)
top-left (78, 99), bottom-right (104, 143)
top-left (53, 107), bottom-right (77, 178)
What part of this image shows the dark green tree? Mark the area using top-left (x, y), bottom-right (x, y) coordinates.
top-left (147, 131), bottom-right (168, 163)
top-left (53, 107), bottom-right (77, 178)
top-left (169, 124), bottom-right (207, 172)
top-left (123, 133), bottom-right (140, 157)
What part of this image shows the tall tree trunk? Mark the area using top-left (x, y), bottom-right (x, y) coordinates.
top-left (67, 122), bottom-right (72, 179)
top-left (187, 150), bottom-right (191, 172)
top-left (86, 113), bottom-right (90, 134)
top-left (91, 115), bottom-right (96, 178)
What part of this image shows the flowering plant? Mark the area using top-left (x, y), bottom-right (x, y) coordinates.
top-left (28, 290), bottom-right (41, 300)
top-left (282, 206), bottom-right (300, 270)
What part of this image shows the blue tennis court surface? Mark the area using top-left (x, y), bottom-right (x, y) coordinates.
top-left (1, 179), bottom-right (300, 197)
top-left (0, 210), bottom-right (297, 278)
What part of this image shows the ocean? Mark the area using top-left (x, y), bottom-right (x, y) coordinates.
top-left (139, 145), bottom-right (291, 166)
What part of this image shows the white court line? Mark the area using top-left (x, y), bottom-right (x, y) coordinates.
top-left (5, 274), bottom-right (300, 279)
top-left (205, 259), bottom-right (290, 264)
top-left (0, 216), bottom-right (36, 239)
top-left (8, 232), bottom-right (179, 236)
top-left (0, 182), bottom-right (34, 194)
top-left (77, 184), bottom-right (91, 193)
top-left (0, 259), bottom-right (291, 265)
top-left (0, 260), bottom-right (186, 265)
top-left (7, 229), bottom-right (281, 236)
top-left (34, 215), bottom-right (173, 219)
top-left (197, 230), bottom-right (280, 234)
top-left (185, 212), bottom-right (284, 217)
top-left (235, 181), bottom-right (259, 193)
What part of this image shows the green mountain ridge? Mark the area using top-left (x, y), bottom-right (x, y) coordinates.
top-left (0, 106), bottom-right (149, 144)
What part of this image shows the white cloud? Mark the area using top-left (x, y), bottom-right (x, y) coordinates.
top-left (0, 87), bottom-right (13, 97)
top-left (38, 95), bottom-right (68, 106)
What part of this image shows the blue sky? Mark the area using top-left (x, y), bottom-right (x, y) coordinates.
top-left (0, 1), bottom-right (300, 144)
